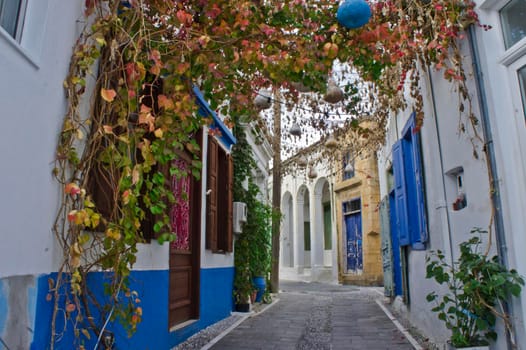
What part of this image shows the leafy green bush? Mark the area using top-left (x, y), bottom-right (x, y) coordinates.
top-left (425, 229), bottom-right (524, 347)
top-left (231, 121), bottom-right (273, 304)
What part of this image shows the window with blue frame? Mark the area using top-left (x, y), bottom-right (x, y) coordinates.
top-left (392, 113), bottom-right (428, 250)
top-left (342, 150), bottom-right (355, 180)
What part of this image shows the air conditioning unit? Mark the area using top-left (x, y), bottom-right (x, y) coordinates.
top-left (233, 202), bottom-right (247, 233)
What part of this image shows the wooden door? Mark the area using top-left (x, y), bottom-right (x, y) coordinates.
top-left (169, 152), bottom-right (201, 328)
top-left (344, 212), bottom-right (363, 272)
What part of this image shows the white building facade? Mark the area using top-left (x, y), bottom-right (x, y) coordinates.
top-left (279, 148), bottom-right (339, 283)
top-left (0, 2), bottom-right (269, 349)
top-left (378, 1), bottom-right (526, 348)
top-left (279, 138), bottom-right (383, 286)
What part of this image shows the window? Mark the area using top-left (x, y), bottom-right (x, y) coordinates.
top-left (343, 199), bottom-right (361, 214)
top-left (0, 0), bottom-right (26, 41)
top-left (392, 113), bottom-right (428, 250)
top-left (342, 151), bottom-right (355, 180)
top-left (86, 77), bottom-right (165, 240)
top-left (304, 221), bottom-right (311, 251)
top-left (323, 203), bottom-right (332, 250)
top-left (386, 167), bottom-right (394, 192)
top-left (519, 65), bottom-right (526, 120)
top-left (206, 136), bottom-right (233, 253)
top-left (447, 167), bottom-right (467, 211)
top-left (500, 0), bottom-right (526, 49)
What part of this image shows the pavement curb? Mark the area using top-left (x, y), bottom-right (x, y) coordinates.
top-left (200, 298), bottom-right (281, 350)
top-left (375, 299), bottom-right (423, 350)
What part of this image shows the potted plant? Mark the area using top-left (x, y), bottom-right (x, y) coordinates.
top-left (425, 228), bottom-right (524, 349)
top-left (245, 185), bottom-right (273, 303)
top-left (233, 234), bottom-right (254, 312)
top-left (231, 120), bottom-right (272, 310)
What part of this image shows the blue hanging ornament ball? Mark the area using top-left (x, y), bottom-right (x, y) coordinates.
top-left (337, 0), bottom-right (371, 29)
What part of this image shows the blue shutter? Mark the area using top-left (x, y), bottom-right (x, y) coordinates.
top-left (392, 140), bottom-right (410, 246)
top-left (409, 113), bottom-right (428, 248)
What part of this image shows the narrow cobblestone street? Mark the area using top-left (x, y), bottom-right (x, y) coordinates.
top-left (209, 281), bottom-right (419, 350)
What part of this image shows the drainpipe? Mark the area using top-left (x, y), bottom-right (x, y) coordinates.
top-left (468, 25), bottom-right (514, 349)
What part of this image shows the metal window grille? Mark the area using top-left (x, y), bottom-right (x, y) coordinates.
top-left (343, 199), bottom-right (361, 215)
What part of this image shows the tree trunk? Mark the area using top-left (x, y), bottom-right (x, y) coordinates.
top-left (270, 88), bottom-right (281, 293)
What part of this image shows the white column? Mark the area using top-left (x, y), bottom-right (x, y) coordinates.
top-left (287, 200), bottom-right (294, 268)
top-left (310, 192), bottom-right (325, 280)
top-left (330, 184), bottom-right (339, 282)
top-left (279, 205), bottom-right (289, 267)
top-left (294, 197), bottom-right (305, 274)
top-left (280, 198), bottom-right (294, 268)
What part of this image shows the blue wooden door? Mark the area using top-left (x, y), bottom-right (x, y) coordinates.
top-left (345, 212), bottom-right (362, 272)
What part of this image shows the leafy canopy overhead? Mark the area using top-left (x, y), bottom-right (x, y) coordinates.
top-left (51, 0), bottom-right (481, 346)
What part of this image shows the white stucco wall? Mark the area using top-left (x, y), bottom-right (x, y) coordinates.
top-left (0, 1), bottom-right (246, 276)
top-left (0, 0), bottom-right (83, 278)
top-left (243, 122), bottom-right (272, 200)
top-left (377, 3), bottom-right (526, 344)
top-left (377, 42), bottom-right (494, 345)
top-left (474, 1), bottom-right (526, 345)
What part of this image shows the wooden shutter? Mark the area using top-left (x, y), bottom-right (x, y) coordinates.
top-left (86, 159), bottom-right (120, 231)
top-left (225, 153), bottom-right (233, 252)
top-left (410, 115), bottom-right (428, 248)
top-left (206, 136), bottom-right (218, 251)
top-left (392, 140), bottom-right (410, 246)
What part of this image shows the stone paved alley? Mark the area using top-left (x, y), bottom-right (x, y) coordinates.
top-left (207, 281), bottom-right (422, 350)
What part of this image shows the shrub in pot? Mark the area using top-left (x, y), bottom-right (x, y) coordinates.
top-left (425, 229), bottom-right (524, 349)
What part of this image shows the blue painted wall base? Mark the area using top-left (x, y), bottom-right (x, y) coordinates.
top-left (25, 266), bottom-right (234, 349)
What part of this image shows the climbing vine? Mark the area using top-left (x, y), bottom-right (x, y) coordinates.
top-left (232, 120), bottom-right (275, 305)
top-left (50, 0), bottom-right (483, 347)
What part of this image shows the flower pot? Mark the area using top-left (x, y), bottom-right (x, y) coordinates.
top-left (235, 303), bottom-right (250, 312)
top-left (252, 276), bottom-right (266, 303)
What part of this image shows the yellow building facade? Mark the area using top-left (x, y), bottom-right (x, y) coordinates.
top-left (333, 147), bottom-right (383, 285)
top-left (278, 119), bottom-right (383, 286)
